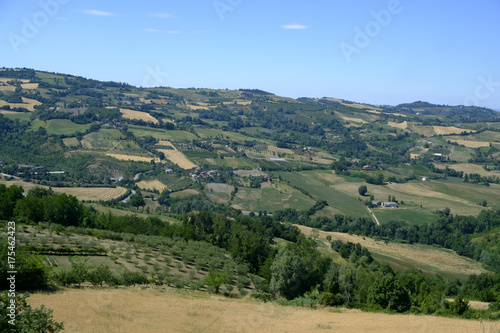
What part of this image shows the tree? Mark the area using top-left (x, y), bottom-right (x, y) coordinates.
top-left (0, 292), bottom-right (64, 333)
top-left (269, 247), bottom-right (308, 300)
top-left (358, 185), bottom-right (368, 196)
top-left (368, 275), bottom-right (411, 312)
top-left (87, 265), bottom-right (113, 287)
top-left (129, 193), bottom-right (145, 210)
top-left (204, 269), bottom-right (230, 294)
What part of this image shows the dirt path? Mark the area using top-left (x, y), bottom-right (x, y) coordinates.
top-left (28, 288), bottom-right (498, 333)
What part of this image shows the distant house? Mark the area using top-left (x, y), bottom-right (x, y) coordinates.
top-left (382, 202), bottom-right (398, 208)
top-left (351, 159), bottom-right (361, 163)
top-left (422, 177), bottom-right (430, 181)
top-left (363, 165), bottom-right (372, 170)
top-left (434, 153), bottom-right (442, 157)
top-left (269, 158), bottom-right (286, 162)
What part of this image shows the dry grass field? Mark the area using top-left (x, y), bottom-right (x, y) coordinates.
top-left (448, 139), bottom-right (490, 148)
top-left (63, 137), bottom-right (80, 147)
top-left (21, 82), bottom-right (39, 89)
top-left (338, 115), bottom-right (368, 125)
top-left (156, 142), bottom-right (197, 169)
top-left (28, 288), bottom-right (498, 333)
top-left (433, 126), bottom-right (473, 135)
top-left (0, 97), bottom-right (41, 111)
top-left (136, 179), bottom-right (168, 192)
top-left (106, 153), bottom-right (160, 163)
top-left (0, 85), bottom-right (16, 91)
top-left (434, 163), bottom-right (500, 178)
top-left (296, 225), bottom-right (488, 278)
top-left (0, 178), bottom-right (127, 201)
top-left (387, 121), bottom-right (408, 130)
top-left (119, 109), bottom-right (159, 124)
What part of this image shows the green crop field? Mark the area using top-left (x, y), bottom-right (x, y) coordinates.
top-left (231, 186), bottom-right (315, 213)
top-left (31, 119), bottom-right (93, 135)
top-left (275, 170), bottom-right (369, 218)
top-left (1, 112), bottom-right (31, 122)
top-left (128, 125), bottom-right (198, 141)
top-left (196, 127), bottom-right (269, 143)
top-left (216, 157), bottom-right (254, 168)
top-left (372, 205), bottom-right (438, 226)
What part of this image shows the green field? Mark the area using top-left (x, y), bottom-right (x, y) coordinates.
top-left (1, 112), bottom-right (31, 122)
top-left (231, 186), bottom-right (315, 213)
top-left (31, 119), bottom-right (92, 135)
top-left (216, 157), bottom-right (254, 168)
top-left (275, 170), bottom-right (369, 218)
top-left (128, 125), bottom-right (198, 141)
top-left (196, 127), bottom-right (269, 143)
top-left (372, 205), bottom-right (438, 225)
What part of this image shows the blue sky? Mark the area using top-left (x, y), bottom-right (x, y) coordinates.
top-left (1, 0), bottom-right (499, 108)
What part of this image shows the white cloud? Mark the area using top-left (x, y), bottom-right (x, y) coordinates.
top-left (147, 12), bottom-right (175, 19)
top-left (144, 28), bottom-right (160, 32)
top-left (77, 9), bottom-right (118, 17)
top-left (281, 23), bottom-right (308, 30)
top-left (164, 30), bottom-right (181, 34)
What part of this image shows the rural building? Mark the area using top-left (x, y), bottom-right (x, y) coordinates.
top-left (422, 177), bottom-right (430, 181)
top-left (382, 202), bottom-right (398, 208)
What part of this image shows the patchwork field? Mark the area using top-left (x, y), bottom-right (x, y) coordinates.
top-left (120, 108), bottom-right (159, 124)
top-left (31, 119), bottom-right (93, 136)
top-left (433, 126), bottom-right (473, 135)
top-left (434, 163), bottom-right (500, 178)
top-left (387, 121), bottom-right (408, 130)
top-left (231, 186), bottom-right (315, 213)
top-left (28, 288), bottom-right (498, 333)
top-left (0, 178), bottom-right (127, 201)
top-left (129, 125), bottom-right (198, 141)
top-left (447, 139), bottom-right (490, 148)
top-left (157, 149), bottom-right (196, 170)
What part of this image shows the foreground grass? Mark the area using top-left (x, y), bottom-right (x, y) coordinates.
top-left (28, 288), bottom-right (499, 333)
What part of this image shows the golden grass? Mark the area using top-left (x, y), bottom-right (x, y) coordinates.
top-left (0, 78), bottom-right (30, 83)
top-left (0, 85), bottom-right (16, 91)
top-left (136, 180), bottom-right (168, 192)
top-left (448, 139), bottom-right (490, 148)
top-left (296, 225), bottom-right (488, 277)
top-left (437, 163), bottom-right (500, 178)
top-left (156, 141), bottom-right (197, 169)
top-left (0, 97), bottom-right (41, 111)
top-left (119, 109), bottom-right (159, 124)
top-left (21, 83), bottom-right (39, 89)
top-left (170, 189), bottom-right (200, 197)
top-left (339, 115), bottom-right (368, 125)
top-left (0, 178), bottom-right (127, 201)
top-left (62, 137), bottom-right (80, 147)
top-left (387, 121), bottom-right (408, 130)
top-left (186, 104), bottom-right (212, 110)
top-left (28, 288), bottom-right (499, 333)
top-left (433, 126), bottom-right (473, 135)
top-left (106, 153), bottom-right (160, 163)
top-left (157, 149), bottom-right (197, 169)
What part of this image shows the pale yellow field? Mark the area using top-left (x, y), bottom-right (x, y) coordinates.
top-left (157, 149), bottom-right (197, 169)
top-left (0, 97), bottom-right (41, 111)
top-left (119, 109), bottom-right (159, 124)
top-left (21, 83), bottom-right (39, 89)
top-left (28, 288), bottom-right (498, 333)
top-left (296, 225), bottom-right (488, 277)
top-left (186, 104), bottom-right (212, 110)
top-left (339, 115), bottom-right (368, 125)
top-left (0, 85), bottom-right (15, 91)
top-left (136, 179), bottom-right (168, 192)
top-left (0, 110), bottom-right (19, 114)
top-left (0, 178), bottom-right (127, 201)
top-left (106, 153), bottom-right (160, 163)
top-left (387, 121), bottom-right (408, 130)
top-left (435, 163), bottom-right (500, 178)
top-left (0, 78), bottom-right (30, 83)
top-left (433, 126), bottom-right (474, 135)
top-left (448, 139), bottom-right (490, 148)
top-left (63, 137), bottom-right (80, 147)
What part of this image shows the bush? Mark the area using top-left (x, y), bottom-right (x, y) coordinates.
top-left (0, 292), bottom-right (64, 333)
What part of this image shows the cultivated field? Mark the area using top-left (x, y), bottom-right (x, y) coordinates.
top-left (0, 178), bottom-right (127, 201)
top-left (21, 83), bottom-right (39, 89)
top-left (296, 225), bottom-right (488, 280)
top-left (434, 163), bottom-right (500, 178)
top-left (106, 153), bottom-right (160, 163)
top-left (63, 137), bottom-right (80, 147)
top-left (156, 141), bottom-right (197, 169)
top-left (0, 97), bottom-right (41, 111)
top-left (28, 288), bottom-right (498, 333)
top-left (433, 126), bottom-right (473, 135)
top-left (387, 121), bottom-right (408, 130)
top-left (120, 108), bottom-right (159, 124)
top-left (136, 179), bottom-right (168, 192)
top-left (448, 139), bottom-right (490, 148)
